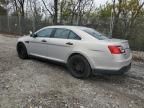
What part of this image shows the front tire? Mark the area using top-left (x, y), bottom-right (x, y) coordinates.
top-left (67, 55), bottom-right (91, 79)
top-left (17, 43), bottom-right (28, 59)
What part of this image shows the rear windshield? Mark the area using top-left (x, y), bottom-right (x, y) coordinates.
top-left (81, 28), bottom-right (109, 40)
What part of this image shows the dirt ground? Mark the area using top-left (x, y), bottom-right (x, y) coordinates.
top-left (0, 34), bottom-right (144, 108)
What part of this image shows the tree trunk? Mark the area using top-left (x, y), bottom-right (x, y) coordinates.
top-left (21, 5), bottom-right (24, 17)
top-left (54, 0), bottom-right (58, 24)
top-left (112, 15), bottom-right (120, 38)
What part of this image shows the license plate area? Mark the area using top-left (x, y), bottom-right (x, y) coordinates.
top-left (123, 48), bottom-right (131, 58)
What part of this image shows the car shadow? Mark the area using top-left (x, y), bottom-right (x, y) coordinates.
top-left (87, 73), bottom-right (131, 85)
top-left (29, 56), bottom-right (130, 84)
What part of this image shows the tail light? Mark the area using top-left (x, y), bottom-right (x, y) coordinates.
top-left (108, 45), bottom-right (125, 54)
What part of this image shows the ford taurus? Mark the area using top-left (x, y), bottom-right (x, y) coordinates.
top-left (17, 26), bottom-right (132, 78)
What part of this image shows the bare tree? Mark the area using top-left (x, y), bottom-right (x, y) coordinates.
top-left (41, 0), bottom-right (53, 16)
top-left (12, 0), bottom-right (25, 16)
top-left (54, 0), bottom-right (58, 24)
top-left (77, 0), bottom-right (94, 25)
top-left (58, 0), bottom-right (94, 25)
top-left (112, 0), bottom-right (144, 38)
top-left (17, 0), bottom-right (25, 16)
top-left (112, 0), bottom-right (123, 37)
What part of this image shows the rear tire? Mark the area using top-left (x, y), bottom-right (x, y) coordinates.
top-left (17, 43), bottom-right (28, 59)
top-left (67, 54), bottom-right (91, 79)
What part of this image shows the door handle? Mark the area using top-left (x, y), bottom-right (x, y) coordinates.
top-left (66, 42), bottom-right (73, 45)
top-left (41, 40), bottom-right (47, 42)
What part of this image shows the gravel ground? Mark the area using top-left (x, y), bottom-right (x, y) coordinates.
top-left (0, 34), bottom-right (144, 108)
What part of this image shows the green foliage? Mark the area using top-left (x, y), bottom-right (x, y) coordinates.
top-left (60, 0), bottom-right (76, 21)
top-left (97, 2), bottom-right (112, 18)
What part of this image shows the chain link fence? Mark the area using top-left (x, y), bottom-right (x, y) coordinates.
top-left (0, 16), bottom-right (112, 35)
top-left (0, 15), bottom-right (54, 35)
top-left (0, 15), bottom-right (144, 51)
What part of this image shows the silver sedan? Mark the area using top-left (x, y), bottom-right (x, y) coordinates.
top-left (17, 26), bottom-right (132, 78)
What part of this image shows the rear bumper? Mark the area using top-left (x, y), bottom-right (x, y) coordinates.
top-left (92, 63), bottom-right (131, 75)
top-left (87, 49), bottom-right (132, 71)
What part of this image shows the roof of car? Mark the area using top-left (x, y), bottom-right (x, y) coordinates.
top-left (46, 25), bottom-right (89, 30)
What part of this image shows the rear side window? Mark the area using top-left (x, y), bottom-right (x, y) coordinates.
top-left (68, 32), bottom-right (81, 40)
top-left (53, 28), bottom-right (70, 39)
top-left (82, 28), bottom-right (108, 40)
top-left (37, 28), bottom-right (53, 37)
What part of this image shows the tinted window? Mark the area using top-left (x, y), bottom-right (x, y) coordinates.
top-left (68, 32), bottom-right (81, 40)
top-left (37, 28), bottom-right (53, 37)
top-left (53, 28), bottom-right (70, 39)
top-left (82, 28), bottom-right (108, 40)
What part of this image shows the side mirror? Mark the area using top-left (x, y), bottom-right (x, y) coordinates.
top-left (29, 31), bottom-right (33, 37)
top-left (33, 34), bottom-right (37, 38)
top-left (29, 31), bottom-right (37, 38)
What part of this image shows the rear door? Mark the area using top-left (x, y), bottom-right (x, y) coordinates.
top-left (47, 28), bottom-right (81, 62)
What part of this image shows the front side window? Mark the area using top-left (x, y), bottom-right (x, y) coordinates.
top-left (53, 28), bottom-right (70, 39)
top-left (37, 28), bottom-right (53, 37)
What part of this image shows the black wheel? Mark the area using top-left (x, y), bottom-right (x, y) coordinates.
top-left (17, 43), bottom-right (28, 59)
top-left (67, 54), bottom-right (91, 79)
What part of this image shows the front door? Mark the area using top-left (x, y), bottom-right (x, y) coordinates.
top-left (28, 28), bottom-right (53, 57)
